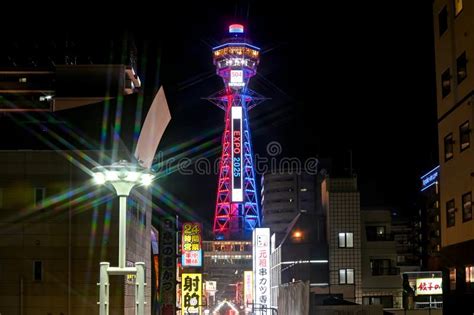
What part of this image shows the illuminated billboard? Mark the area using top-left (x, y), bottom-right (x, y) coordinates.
top-left (231, 106), bottom-right (243, 202)
top-left (420, 166), bottom-right (439, 192)
top-left (229, 70), bottom-right (245, 87)
top-left (181, 273), bottom-right (202, 315)
top-left (244, 270), bottom-right (253, 308)
top-left (416, 278), bottom-right (442, 295)
top-left (253, 228), bottom-right (270, 313)
top-left (182, 222), bottom-right (202, 267)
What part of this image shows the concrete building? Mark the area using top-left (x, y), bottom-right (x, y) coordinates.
top-left (267, 174), bottom-right (363, 306)
top-left (361, 209), bottom-right (403, 309)
top-left (432, 0), bottom-right (474, 313)
top-left (392, 215), bottom-right (422, 273)
top-left (324, 177), bottom-right (362, 304)
top-left (0, 150), bottom-right (152, 315)
top-left (419, 166), bottom-right (441, 271)
top-left (263, 171), bottom-right (328, 309)
top-left (261, 172), bottom-right (322, 245)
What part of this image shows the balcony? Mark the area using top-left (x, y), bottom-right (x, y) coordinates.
top-left (366, 233), bottom-right (394, 242)
top-left (371, 267), bottom-right (400, 276)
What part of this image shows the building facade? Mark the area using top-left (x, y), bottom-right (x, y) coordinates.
top-left (263, 171), bottom-right (328, 309)
top-left (324, 177), bottom-right (363, 304)
top-left (420, 166), bottom-right (442, 271)
top-left (0, 151), bottom-right (152, 315)
top-left (433, 0), bottom-right (474, 313)
top-left (261, 172), bottom-right (322, 244)
top-left (360, 209), bottom-right (403, 309)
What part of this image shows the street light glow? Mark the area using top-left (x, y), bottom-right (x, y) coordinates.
top-left (93, 172), bottom-right (106, 185)
top-left (92, 161), bottom-right (155, 189)
top-left (141, 173), bottom-right (154, 186)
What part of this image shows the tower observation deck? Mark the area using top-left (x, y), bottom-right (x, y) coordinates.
top-left (208, 24), bottom-right (266, 240)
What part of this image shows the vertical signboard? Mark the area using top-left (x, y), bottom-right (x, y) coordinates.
top-left (182, 222), bottom-right (203, 267)
top-left (244, 270), bottom-right (253, 308)
top-left (182, 273), bottom-right (202, 315)
top-left (159, 216), bottom-right (177, 315)
top-left (231, 106), bottom-right (243, 202)
top-left (253, 228), bottom-right (270, 314)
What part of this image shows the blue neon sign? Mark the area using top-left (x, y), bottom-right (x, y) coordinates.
top-left (420, 166), bottom-right (439, 191)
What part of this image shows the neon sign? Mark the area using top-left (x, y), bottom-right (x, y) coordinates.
top-left (415, 278), bottom-right (442, 295)
top-left (231, 106), bottom-right (243, 202)
top-left (420, 166), bottom-right (439, 192)
top-left (253, 228), bottom-right (270, 314)
top-left (229, 24), bottom-right (244, 33)
top-left (244, 270), bottom-right (253, 308)
top-left (181, 273), bottom-right (202, 314)
top-left (182, 222), bottom-right (203, 267)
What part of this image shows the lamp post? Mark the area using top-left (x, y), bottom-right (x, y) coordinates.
top-left (92, 160), bottom-right (154, 315)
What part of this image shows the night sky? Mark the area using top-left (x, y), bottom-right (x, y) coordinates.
top-left (2, 2), bottom-right (438, 223)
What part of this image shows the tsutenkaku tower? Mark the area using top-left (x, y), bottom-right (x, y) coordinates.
top-left (208, 24), bottom-right (266, 240)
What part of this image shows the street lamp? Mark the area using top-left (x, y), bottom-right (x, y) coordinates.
top-left (92, 160), bottom-right (154, 268)
top-left (92, 160), bottom-right (154, 315)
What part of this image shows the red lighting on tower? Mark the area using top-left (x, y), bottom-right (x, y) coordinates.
top-left (208, 24), bottom-right (267, 240)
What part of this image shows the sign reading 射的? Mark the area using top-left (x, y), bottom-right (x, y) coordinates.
top-left (253, 228), bottom-right (270, 314)
top-left (181, 273), bottom-right (202, 315)
top-left (231, 106), bottom-right (243, 202)
top-left (182, 222), bottom-right (202, 267)
top-left (415, 278), bottom-right (443, 295)
top-left (244, 270), bottom-right (253, 308)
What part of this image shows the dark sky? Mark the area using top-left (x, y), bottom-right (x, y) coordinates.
top-left (1, 2), bottom-right (438, 223)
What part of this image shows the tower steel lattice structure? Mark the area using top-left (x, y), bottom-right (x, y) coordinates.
top-left (209, 24), bottom-right (266, 240)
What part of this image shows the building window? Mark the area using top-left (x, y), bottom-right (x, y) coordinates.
top-left (460, 121), bottom-right (470, 151)
top-left (34, 188), bottom-right (46, 207)
top-left (366, 226), bottom-right (387, 241)
top-left (363, 296), bottom-right (394, 308)
top-left (439, 6), bottom-right (448, 36)
top-left (462, 192), bottom-right (472, 222)
top-left (457, 52), bottom-right (467, 84)
top-left (33, 261), bottom-right (43, 281)
top-left (455, 0), bottom-right (463, 16)
top-left (339, 268), bottom-right (354, 284)
top-left (338, 232), bottom-right (354, 248)
top-left (444, 133), bottom-right (454, 161)
top-left (449, 268), bottom-right (457, 290)
top-left (466, 266), bottom-right (474, 283)
top-left (441, 68), bottom-right (451, 98)
top-left (447, 199), bottom-right (456, 227)
top-left (370, 259), bottom-right (398, 276)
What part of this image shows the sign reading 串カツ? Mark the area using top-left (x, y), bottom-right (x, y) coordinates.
top-left (253, 228), bottom-right (270, 314)
top-left (182, 222), bottom-right (202, 267)
top-left (231, 106), bottom-right (243, 202)
top-left (416, 278), bottom-right (443, 295)
top-left (181, 273), bottom-right (202, 315)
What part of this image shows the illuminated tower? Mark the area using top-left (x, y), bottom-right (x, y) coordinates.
top-left (208, 24), bottom-right (266, 240)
